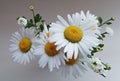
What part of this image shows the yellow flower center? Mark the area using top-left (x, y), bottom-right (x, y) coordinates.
top-left (19, 37), bottom-right (32, 53)
top-left (64, 26), bottom-right (83, 43)
top-left (65, 54), bottom-right (78, 65)
top-left (45, 42), bottom-right (59, 56)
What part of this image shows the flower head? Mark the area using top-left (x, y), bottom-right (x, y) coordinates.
top-left (34, 25), bottom-right (65, 71)
top-left (49, 11), bottom-right (100, 59)
top-left (9, 27), bottom-right (37, 64)
top-left (60, 55), bottom-right (87, 78)
top-left (17, 17), bottom-right (27, 26)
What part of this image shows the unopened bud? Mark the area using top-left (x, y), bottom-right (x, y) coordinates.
top-left (110, 17), bottom-right (115, 21)
top-left (29, 5), bottom-right (34, 10)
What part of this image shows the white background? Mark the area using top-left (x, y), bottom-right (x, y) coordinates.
top-left (0, 0), bottom-right (120, 81)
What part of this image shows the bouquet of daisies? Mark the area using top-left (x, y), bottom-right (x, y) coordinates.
top-left (9, 5), bottom-right (114, 78)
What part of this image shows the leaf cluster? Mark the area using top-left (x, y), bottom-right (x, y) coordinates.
top-left (98, 17), bottom-right (115, 27)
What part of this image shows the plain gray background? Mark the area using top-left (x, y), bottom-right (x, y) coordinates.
top-left (0, 0), bottom-right (120, 81)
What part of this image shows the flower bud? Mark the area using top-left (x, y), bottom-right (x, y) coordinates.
top-left (29, 5), bottom-right (34, 10)
top-left (106, 27), bottom-right (114, 36)
top-left (17, 17), bottom-right (27, 26)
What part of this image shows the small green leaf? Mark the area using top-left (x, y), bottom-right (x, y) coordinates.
top-left (98, 17), bottom-right (103, 24)
top-left (99, 44), bottom-right (104, 48)
top-left (101, 34), bottom-right (105, 38)
top-left (106, 22), bottom-right (112, 25)
top-left (25, 19), bottom-right (35, 28)
top-left (30, 19), bottom-right (33, 23)
top-left (34, 14), bottom-right (42, 23)
top-left (47, 24), bottom-right (50, 29)
top-left (100, 74), bottom-right (106, 77)
top-left (97, 35), bottom-right (103, 40)
top-left (40, 24), bottom-right (44, 32)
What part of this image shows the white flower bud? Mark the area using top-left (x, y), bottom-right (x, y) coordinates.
top-left (17, 17), bottom-right (27, 26)
top-left (106, 27), bottom-right (114, 36)
top-left (29, 5), bottom-right (34, 10)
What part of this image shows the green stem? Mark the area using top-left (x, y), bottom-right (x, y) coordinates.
top-left (98, 19), bottom-right (110, 27)
top-left (100, 74), bottom-right (106, 77)
top-left (98, 17), bottom-right (114, 27)
top-left (31, 10), bottom-right (36, 26)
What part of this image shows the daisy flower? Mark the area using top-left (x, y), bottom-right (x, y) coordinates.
top-left (17, 17), bottom-right (27, 26)
top-left (60, 54), bottom-right (87, 78)
top-left (9, 27), bottom-right (37, 64)
top-left (34, 25), bottom-right (65, 71)
top-left (49, 11), bottom-right (100, 59)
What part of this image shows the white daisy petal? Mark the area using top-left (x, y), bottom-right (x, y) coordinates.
top-left (9, 44), bottom-right (19, 52)
top-left (73, 12), bottom-right (80, 26)
top-left (67, 14), bottom-right (74, 25)
top-left (10, 37), bottom-right (18, 44)
top-left (39, 55), bottom-right (48, 68)
top-left (56, 40), bottom-right (69, 51)
top-left (67, 43), bottom-right (74, 59)
top-left (64, 42), bottom-right (70, 53)
top-left (60, 59), bottom-right (87, 78)
top-left (79, 42), bottom-right (90, 55)
top-left (57, 15), bottom-right (69, 27)
top-left (74, 43), bottom-right (79, 59)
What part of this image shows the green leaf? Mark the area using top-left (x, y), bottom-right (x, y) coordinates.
top-left (34, 14), bottom-right (42, 23)
top-left (40, 24), bottom-right (44, 32)
top-left (100, 74), bottom-right (106, 77)
top-left (106, 22), bottom-right (112, 25)
top-left (98, 17), bottom-right (103, 24)
top-left (30, 19), bottom-right (33, 23)
top-left (47, 24), bottom-right (50, 29)
top-left (25, 19), bottom-right (35, 28)
top-left (98, 35), bottom-right (103, 40)
top-left (90, 47), bottom-right (98, 56)
top-left (101, 34), bottom-right (105, 38)
top-left (99, 44), bottom-right (104, 48)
